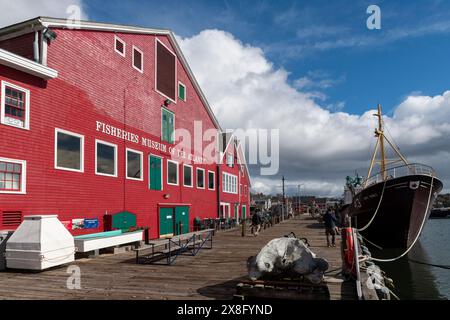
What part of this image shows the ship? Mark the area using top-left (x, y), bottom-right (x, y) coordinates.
top-left (346, 105), bottom-right (443, 249)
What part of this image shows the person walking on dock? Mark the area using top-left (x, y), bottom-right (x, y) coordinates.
top-left (323, 208), bottom-right (337, 247)
top-left (251, 211), bottom-right (263, 236)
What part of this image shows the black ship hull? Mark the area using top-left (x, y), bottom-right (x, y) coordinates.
top-left (349, 175), bottom-right (443, 249)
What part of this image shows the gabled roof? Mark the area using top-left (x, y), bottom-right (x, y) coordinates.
top-left (0, 17), bottom-right (221, 130)
top-left (219, 131), bottom-right (252, 187)
top-left (0, 48), bottom-right (58, 79)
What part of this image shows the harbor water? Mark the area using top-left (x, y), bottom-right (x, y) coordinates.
top-left (376, 218), bottom-right (450, 300)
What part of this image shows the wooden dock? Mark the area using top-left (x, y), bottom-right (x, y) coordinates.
top-left (0, 215), bottom-right (356, 300)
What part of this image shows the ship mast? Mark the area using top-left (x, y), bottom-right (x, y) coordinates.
top-left (365, 104), bottom-right (409, 187)
top-left (377, 104), bottom-right (387, 180)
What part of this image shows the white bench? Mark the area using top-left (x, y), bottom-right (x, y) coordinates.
top-left (75, 230), bottom-right (143, 253)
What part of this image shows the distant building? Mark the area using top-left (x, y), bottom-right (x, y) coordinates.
top-left (253, 198), bottom-right (272, 211)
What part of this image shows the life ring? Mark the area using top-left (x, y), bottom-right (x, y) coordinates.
top-left (342, 227), bottom-right (355, 275)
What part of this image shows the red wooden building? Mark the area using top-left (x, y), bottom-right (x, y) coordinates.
top-left (218, 133), bottom-right (251, 222)
top-left (0, 17), bottom-right (250, 239)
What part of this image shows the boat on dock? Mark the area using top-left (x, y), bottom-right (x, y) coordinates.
top-left (346, 105), bottom-right (443, 249)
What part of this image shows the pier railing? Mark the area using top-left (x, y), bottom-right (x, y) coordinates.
top-left (363, 163), bottom-right (436, 188)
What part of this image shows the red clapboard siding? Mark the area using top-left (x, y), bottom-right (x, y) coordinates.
top-left (0, 26), bottom-right (250, 239)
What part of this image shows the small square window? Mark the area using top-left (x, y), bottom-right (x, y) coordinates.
top-left (96, 140), bottom-right (117, 177)
top-left (55, 129), bottom-right (84, 172)
top-left (115, 36), bottom-right (126, 57)
top-left (178, 82), bottom-right (186, 101)
top-left (133, 46), bottom-right (143, 72)
top-left (1, 81), bottom-right (30, 130)
top-left (0, 157), bottom-right (26, 194)
top-left (126, 148), bottom-right (143, 181)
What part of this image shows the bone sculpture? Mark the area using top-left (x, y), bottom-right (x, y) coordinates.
top-left (247, 237), bottom-right (329, 284)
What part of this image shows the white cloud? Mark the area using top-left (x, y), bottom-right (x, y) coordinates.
top-left (0, 0), bottom-right (87, 28)
top-left (179, 30), bottom-right (450, 196)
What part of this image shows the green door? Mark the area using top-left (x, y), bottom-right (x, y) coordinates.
top-left (149, 155), bottom-right (162, 191)
top-left (241, 205), bottom-right (247, 220)
top-left (175, 206), bottom-right (189, 235)
top-left (159, 207), bottom-right (174, 238)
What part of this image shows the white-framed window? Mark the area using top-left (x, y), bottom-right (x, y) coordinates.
top-left (222, 172), bottom-right (237, 194)
top-left (114, 35), bottom-right (126, 57)
top-left (132, 45), bottom-right (143, 73)
top-left (54, 128), bottom-right (84, 173)
top-left (183, 164), bottom-right (193, 187)
top-left (167, 160), bottom-right (179, 185)
top-left (226, 153), bottom-right (234, 167)
top-left (126, 148), bottom-right (143, 181)
top-left (196, 168), bottom-right (205, 189)
top-left (0, 157), bottom-right (26, 194)
top-left (208, 170), bottom-right (215, 190)
top-left (1, 81), bottom-right (30, 130)
top-left (95, 139), bottom-right (117, 177)
top-left (178, 82), bottom-right (186, 101)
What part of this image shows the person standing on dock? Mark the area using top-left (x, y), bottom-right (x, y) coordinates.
top-left (323, 208), bottom-right (338, 247)
top-left (251, 211), bottom-right (263, 236)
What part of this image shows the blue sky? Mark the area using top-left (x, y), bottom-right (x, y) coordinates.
top-left (83, 0), bottom-right (450, 116)
top-left (2, 0), bottom-right (450, 195)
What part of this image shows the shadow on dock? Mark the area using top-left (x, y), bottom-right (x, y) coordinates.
top-left (197, 277), bottom-right (248, 299)
top-left (306, 223), bottom-right (324, 229)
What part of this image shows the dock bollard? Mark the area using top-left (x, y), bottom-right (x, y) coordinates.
top-left (144, 227), bottom-right (150, 245)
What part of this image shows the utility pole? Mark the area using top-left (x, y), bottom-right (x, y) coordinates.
top-left (282, 176), bottom-right (285, 221)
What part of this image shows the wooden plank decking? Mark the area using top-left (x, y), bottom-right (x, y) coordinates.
top-left (0, 215), bottom-right (356, 300)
